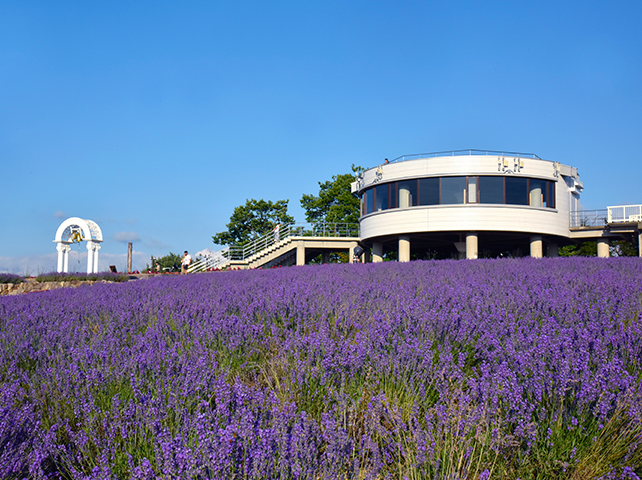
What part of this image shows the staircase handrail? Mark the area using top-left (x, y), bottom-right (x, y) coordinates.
top-left (187, 246), bottom-right (231, 272)
top-left (193, 223), bottom-right (360, 270)
top-left (230, 222), bottom-right (360, 261)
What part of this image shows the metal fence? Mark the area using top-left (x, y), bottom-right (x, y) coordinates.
top-left (569, 210), bottom-right (608, 228)
top-left (389, 149), bottom-right (542, 164)
top-left (303, 222), bottom-right (360, 238)
top-left (570, 205), bottom-right (642, 228)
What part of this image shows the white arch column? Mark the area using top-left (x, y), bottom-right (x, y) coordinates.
top-left (86, 242), bottom-right (94, 273)
top-left (86, 241), bottom-right (101, 273)
top-left (56, 243), bottom-right (71, 273)
top-left (94, 242), bottom-right (101, 272)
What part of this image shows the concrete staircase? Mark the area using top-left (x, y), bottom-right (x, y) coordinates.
top-left (188, 223), bottom-right (361, 271)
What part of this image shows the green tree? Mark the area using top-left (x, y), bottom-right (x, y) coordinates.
top-left (147, 252), bottom-right (183, 272)
top-left (300, 165), bottom-right (362, 224)
top-left (212, 199), bottom-right (294, 246)
top-left (611, 239), bottom-right (639, 257)
top-left (560, 239), bottom-right (638, 257)
top-left (559, 242), bottom-right (598, 257)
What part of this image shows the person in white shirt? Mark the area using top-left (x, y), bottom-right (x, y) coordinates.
top-left (181, 251), bottom-right (192, 274)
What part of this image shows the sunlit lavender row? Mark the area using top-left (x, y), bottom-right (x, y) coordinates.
top-left (1, 258), bottom-right (641, 479)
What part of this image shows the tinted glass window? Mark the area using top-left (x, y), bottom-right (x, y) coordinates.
top-left (374, 184), bottom-right (389, 211)
top-left (362, 175), bottom-right (555, 215)
top-left (418, 178), bottom-right (439, 205)
top-left (440, 177), bottom-right (466, 204)
top-left (547, 181), bottom-right (555, 208)
top-left (389, 182), bottom-right (398, 209)
top-left (398, 180), bottom-right (417, 207)
top-left (506, 177), bottom-right (528, 205)
top-left (365, 189), bottom-right (373, 214)
top-left (479, 176), bottom-right (504, 204)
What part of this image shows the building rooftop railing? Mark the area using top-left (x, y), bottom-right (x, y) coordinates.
top-left (389, 149), bottom-right (542, 164)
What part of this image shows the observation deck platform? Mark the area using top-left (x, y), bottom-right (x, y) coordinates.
top-left (569, 206), bottom-right (642, 243)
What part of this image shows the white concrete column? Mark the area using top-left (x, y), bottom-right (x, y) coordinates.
top-left (372, 242), bottom-right (383, 263)
top-left (530, 235), bottom-right (543, 258)
top-left (597, 239), bottom-right (610, 258)
top-left (547, 242), bottom-right (559, 257)
top-left (639, 229), bottom-right (642, 257)
top-left (399, 186), bottom-right (410, 208)
top-left (296, 241), bottom-right (305, 266)
top-left (399, 235), bottom-right (410, 262)
top-left (86, 241), bottom-right (95, 273)
top-left (57, 244), bottom-right (63, 272)
top-left (465, 232), bottom-right (478, 259)
top-left (349, 241), bottom-right (358, 263)
top-left (63, 246), bottom-right (70, 272)
top-left (56, 243), bottom-right (71, 273)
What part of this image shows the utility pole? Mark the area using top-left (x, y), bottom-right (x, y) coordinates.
top-left (127, 242), bottom-right (133, 273)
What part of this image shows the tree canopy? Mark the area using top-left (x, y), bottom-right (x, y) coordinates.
top-left (559, 239), bottom-right (638, 257)
top-left (300, 165), bottom-right (362, 224)
top-left (212, 199), bottom-right (294, 246)
top-left (147, 252), bottom-right (183, 272)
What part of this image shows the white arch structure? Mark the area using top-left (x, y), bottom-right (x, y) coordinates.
top-left (53, 217), bottom-right (104, 273)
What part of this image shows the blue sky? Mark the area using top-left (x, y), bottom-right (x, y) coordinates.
top-left (1, 1), bottom-right (641, 273)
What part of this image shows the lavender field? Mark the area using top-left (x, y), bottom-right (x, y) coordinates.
top-left (1, 258), bottom-right (642, 479)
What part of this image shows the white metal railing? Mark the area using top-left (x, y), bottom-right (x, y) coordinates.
top-left (188, 247), bottom-right (230, 272)
top-left (570, 205), bottom-right (642, 228)
top-left (608, 205), bottom-right (642, 223)
top-left (389, 149), bottom-right (542, 164)
top-left (228, 222), bottom-right (360, 261)
top-left (570, 210), bottom-right (608, 228)
top-left (229, 223), bottom-right (305, 260)
top-left (191, 222), bottom-right (360, 271)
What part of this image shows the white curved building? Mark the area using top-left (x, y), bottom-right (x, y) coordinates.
top-left (352, 150), bottom-right (584, 260)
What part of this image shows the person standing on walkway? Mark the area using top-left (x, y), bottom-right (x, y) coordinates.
top-left (181, 251), bottom-right (192, 274)
top-left (273, 223), bottom-right (281, 243)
